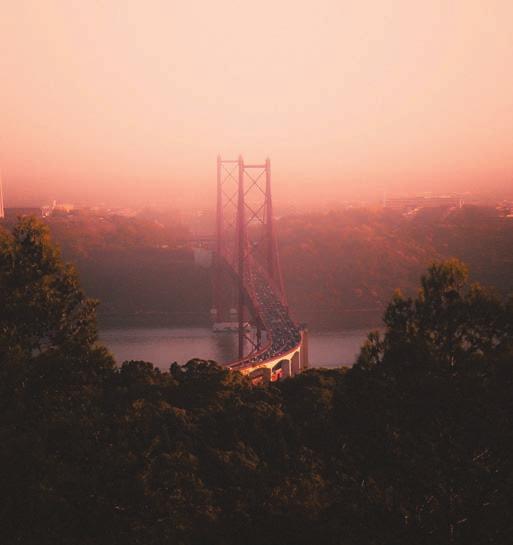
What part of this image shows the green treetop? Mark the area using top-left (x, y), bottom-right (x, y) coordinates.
top-left (357, 258), bottom-right (513, 370)
top-left (0, 217), bottom-right (99, 358)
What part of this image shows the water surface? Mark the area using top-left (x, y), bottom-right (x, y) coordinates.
top-left (100, 327), bottom-right (375, 370)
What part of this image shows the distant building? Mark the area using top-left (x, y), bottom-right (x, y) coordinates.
top-left (193, 247), bottom-right (213, 268)
top-left (41, 201), bottom-right (76, 217)
top-left (54, 202), bottom-right (75, 213)
top-left (41, 200), bottom-right (56, 218)
top-left (385, 194), bottom-right (462, 211)
top-left (108, 207), bottom-right (138, 218)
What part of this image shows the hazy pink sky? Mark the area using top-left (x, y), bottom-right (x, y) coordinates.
top-left (1, 1), bottom-right (512, 207)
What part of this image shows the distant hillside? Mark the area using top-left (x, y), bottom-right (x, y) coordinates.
top-left (278, 206), bottom-right (513, 328)
top-left (10, 206), bottom-right (511, 329)
top-left (14, 212), bottom-right (212, 327)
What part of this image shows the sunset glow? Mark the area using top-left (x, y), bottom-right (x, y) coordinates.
top-left (1, 1), bottom-right (512, 206)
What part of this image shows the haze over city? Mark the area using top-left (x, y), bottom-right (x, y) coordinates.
top-left (1, 0), bottom-right (513, 207)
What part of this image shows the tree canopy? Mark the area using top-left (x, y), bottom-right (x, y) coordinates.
top-left (1, 218), bottom-right (513, 545)
top-left (0, 217), bottom-right (98, 357)
top-left (358, 258), bottom-right (513, 369)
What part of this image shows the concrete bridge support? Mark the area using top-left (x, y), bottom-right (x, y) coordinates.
top-left (291, 352), bottom-right (300, 375)
top-left (262, 367), bottom-right (272, 384)
top-left (281, 359), bottom-right (291, 378)
top-left (300, 329), bottom-right (309, 370)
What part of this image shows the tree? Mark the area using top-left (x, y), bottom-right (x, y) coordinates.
top-left (0, 218), bottom-right (116, 545)
top-left (349, 261), bottom-right (513, 544)
top-left (2, 224), bottom-right (513, 545)
top-left (357, 259), bottom-right (513, 370)
top-left (0, 217), bottom-right (98, 358)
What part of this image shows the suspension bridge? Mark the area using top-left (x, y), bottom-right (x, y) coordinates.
top-left (211, 156), bottom-right (309, 383)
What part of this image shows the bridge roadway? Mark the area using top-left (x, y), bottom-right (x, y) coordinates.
top-left (225, 261), bottom-right (308, 381)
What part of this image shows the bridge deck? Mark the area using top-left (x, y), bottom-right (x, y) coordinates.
top-left (226, 263), bottom-right (301, 371)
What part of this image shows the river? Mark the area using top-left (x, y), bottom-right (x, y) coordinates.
top-left (99, 326), bottom-right (377, 370)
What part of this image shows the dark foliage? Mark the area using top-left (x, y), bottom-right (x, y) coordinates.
top-left (1, 219), bottom-right (513, 544)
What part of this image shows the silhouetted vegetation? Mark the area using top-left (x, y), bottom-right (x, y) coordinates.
top-left (1, 218), bottom-right (513, 544)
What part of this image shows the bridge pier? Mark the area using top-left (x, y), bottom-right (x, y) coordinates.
top-left (300, 329), bottom-right (309, 370)
top-left (291, 352), bottom-right (300, 375)
top-left (281, 359), bottom-right (291, 378)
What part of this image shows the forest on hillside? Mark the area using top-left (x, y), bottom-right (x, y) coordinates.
top-left (3, 205), bottom-right (512, 329)
top-left (279, 205), bottom-right (513, 327)
top-left (2, 211), bottom-right (211, 326)
top-left (1, 218), bottom-right (513, 545)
